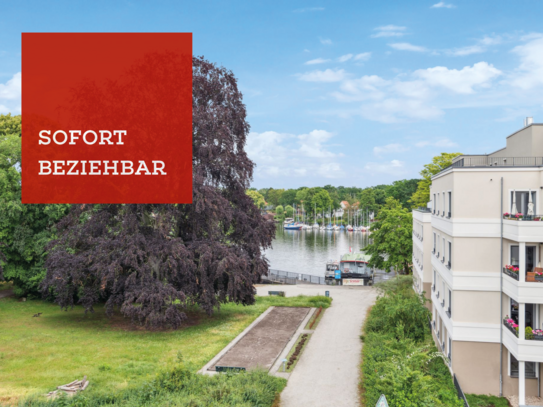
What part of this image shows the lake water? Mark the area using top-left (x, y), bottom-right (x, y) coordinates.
top-left (264, 226), bottom-right (372, 278)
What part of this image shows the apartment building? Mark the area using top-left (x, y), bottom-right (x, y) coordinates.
top-left (413, 120), bottom-right (543, 404)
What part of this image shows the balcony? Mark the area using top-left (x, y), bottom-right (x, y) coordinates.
top-left (415, 207), bottom-right (431, 213)
top-left (450, 156), bottom-right (543, 169)
top-left (502, 323), bottom-right (543, 364)
top-left (503, 215), bottom-right (543, 243)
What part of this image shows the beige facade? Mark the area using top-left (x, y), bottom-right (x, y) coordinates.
top-left (413, 123), bottom-right (543, 403)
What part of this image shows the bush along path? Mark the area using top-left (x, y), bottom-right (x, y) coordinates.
top-left (360, 276), bottom-right (463, 407)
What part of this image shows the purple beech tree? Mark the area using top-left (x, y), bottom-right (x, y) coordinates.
top-left (41, 56), bottom-right (275, 329)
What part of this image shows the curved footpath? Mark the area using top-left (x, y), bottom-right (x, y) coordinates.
top-left (256, 284), bottom-right (378, 407)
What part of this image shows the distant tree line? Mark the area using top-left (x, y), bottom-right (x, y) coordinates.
top-left (250, 179), bottom-right (421, 215)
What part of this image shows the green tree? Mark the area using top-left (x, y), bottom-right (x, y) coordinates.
top-left (279, 189), bottom-right (297, 207)
top-left (0, 114), bottom-right (71, 296)
top-left (410, 152), bottom-right (462, 208)
top-left (246, 190), bottom-right (266, 209)
top-left (284, 205), bottom-right (294, 218)
top-left (365, 197), bottom-right (413, 274)
top-left (266, 188), bottom-right (284, 207)
top-left (275, 205), bottom-right (284, 217)
top-left (358, 189), bottom-right (377, 213)
top-left (257, 188), bottom-right (270, 200)
top-left (385, 179), bottom-right (420, 209)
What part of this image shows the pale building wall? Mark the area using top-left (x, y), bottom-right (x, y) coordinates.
top-left (454, 237), bottom-right (500, 273)
top-left (491, 126), bottom-right (534, 157)
top-left (453, 341), bottom-right (501, 395)
top-left (433, 167), bottom-right (543, 219)
top-left (453, 291), bottom-right (500, 324)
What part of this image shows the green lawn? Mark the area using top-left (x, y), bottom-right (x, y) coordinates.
top-left (0, 294), bottom-right (330, 405)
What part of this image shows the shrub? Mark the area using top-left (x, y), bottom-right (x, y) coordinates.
top-left (361, 276), bottom-right (462, 407)
top-left (365, 276), bottom-right (429, 342)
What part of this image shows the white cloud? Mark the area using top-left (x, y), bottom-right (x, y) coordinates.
top-left (364, 159), bottom-right (405, 175)
top-left (329, 60), bottom-right (503, 122)
top-left (338, 54), bottom-right (353, 62)
top-left (431, 2), bottom-right (455, 8)
top-left (298, 130), bottom-right (336, 157)
top-left (389, 43), bottom-right (427, 52)
top-left (414, 62), bottom-right (502, 94)
top-left (371, 25), bottom-right (406, 38)
top-left (298, 68), bottom-right (348, 82)
top-left (0, 72), bottom-right (21, 114)
top-left (373, 143), bottom-right (408, 156)
top-left (247, 129), bottom-right (344, 180)
top-left (415, 138), bottom-right (458, 148)
top-left (354, 52), bottom-right (372, 61)
top-left (320, 38), bottom-right (333, 45)
top-left (293, 7), bottom-right (325, 12)
top-left (447, 35), bottom-right (502, 56)
top-left (448, 45), bottom-right (485, 56)
top-left (510, 36), bottom-right (543, 89)
top-left (360, 98), bottom-right (443, 123)
top-left (305, 58), bottom-right (330, 65)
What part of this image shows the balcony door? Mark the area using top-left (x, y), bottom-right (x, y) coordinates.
top-left (510, 299), bottom-right (536, 329)
top-left (511, 245), bottom-right (536, 272)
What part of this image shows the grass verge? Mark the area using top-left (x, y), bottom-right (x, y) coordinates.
top-left (466, 394), bottom-right (511, 407)
top-left (304, 307), bottom-right (325, 330)
top-left (0, 294), bottom-right (330, 405)
top-left (285, 333), bottom-right (311, 373)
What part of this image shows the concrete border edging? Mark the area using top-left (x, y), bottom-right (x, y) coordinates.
top-left (199, 306), bottom-right (276, 376)
top-left (270, 307), bottom-right (316, 379)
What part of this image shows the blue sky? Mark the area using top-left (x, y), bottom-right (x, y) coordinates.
top-left (2, 1), bottom-right (543, 189)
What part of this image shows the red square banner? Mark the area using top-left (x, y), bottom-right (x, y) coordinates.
top-left (22, 33), bottom-right (193, 204)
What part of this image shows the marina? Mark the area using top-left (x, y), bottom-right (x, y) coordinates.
top-left (264, 224), bottom-right (395, 285)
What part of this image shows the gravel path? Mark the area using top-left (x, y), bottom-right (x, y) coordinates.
top-left (256, 284), bottom-right (378, 407)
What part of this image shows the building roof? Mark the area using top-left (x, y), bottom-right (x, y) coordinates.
top-left (340, 252), bottom-right (371, 262)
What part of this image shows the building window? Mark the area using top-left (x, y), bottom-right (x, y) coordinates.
top-left (447, 192), bottom-right (452, 217)
top-left (448, 337), bottom-right (452, 360)
top-left (433, 270), bottom-right (436, 290)
top-left (433, 233), bottom-right (436, 253)
top-left (510, 353), bottom-right (537, 378)
top-left (433, 194), bottom-right (436, 213)
top-left (447, 289), bottom-right (452, 317)
top-left (442, 192), bottom-right (445, 215)
top-left (442, 238), bottom-right (445, 262)
top-left (448, 241), bottom-right (452, 268)
top-left (511, 191), bottom-right (536, 216)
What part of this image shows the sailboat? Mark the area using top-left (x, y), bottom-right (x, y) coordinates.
top-left (313, 203), bottom-right (319, 229)
top-left (319, 208), bottom-right (326, 230)
top-left (346, 207), bottom-right (353, 231)
top-left (284, 203), bottom-right (303, 230)
top-left (333, 209), bottom-right (340, 231)
top-left (326, 207), bottom-right (334, 230)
